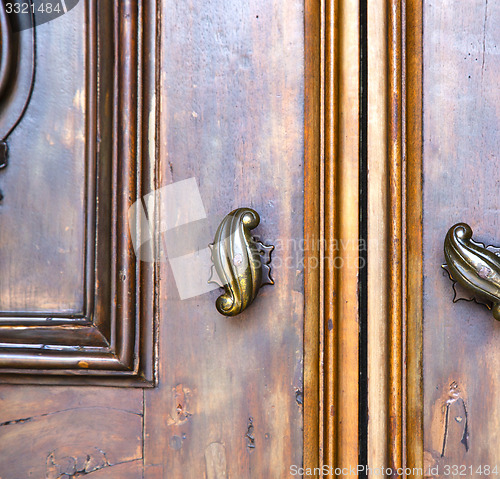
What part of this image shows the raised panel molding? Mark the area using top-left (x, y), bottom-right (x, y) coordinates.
top-left (0, 0), bottom-right (158, 386)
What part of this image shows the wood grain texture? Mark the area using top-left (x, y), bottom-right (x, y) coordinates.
top-left (303, 0), bottom-right (361, 476)
top-left (423, 0), bottom-right (500, 474)
top-left (303, 0), bottom-right (321, 471)
top-left (387, 0), bottom-right (404, 472)
top-left (0, 387), bottom-right (143, 478)
top-left (0, 2), bottom-right (86, 314)
top-left (144, 0), bottom-right (304, 477)
top-left (406, 0), bottom-right (424, 475)
top-left (367, 0), bottom-right (390, 471)
top-left (367, 0), bottom-right (423, 476)
top-left (327, 0), bottom-right (361, 475)
top-left (0, 0), bottom-right (157, 384)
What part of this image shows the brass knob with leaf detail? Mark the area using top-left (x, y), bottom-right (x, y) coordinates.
top-left (209, 208), bottom-right (274, 317)
top-left (443, 223), bottom-right (500, 320)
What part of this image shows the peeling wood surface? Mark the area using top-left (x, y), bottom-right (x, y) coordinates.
top-left (423, 0), bottom-right (500, 473)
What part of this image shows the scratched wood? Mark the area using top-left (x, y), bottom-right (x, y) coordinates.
top-left (0, 387), bottom-right (143, 423)
top-left (0, 1), bottom-right (148, 477)
top-left (423, 0), bottom-right (500, 474)
top-left (143, 0), bottom-right (304, 477)
top-left (0, 0), bottom-right (306, 476)
top-left (0, 387), bottom-right (143, 478)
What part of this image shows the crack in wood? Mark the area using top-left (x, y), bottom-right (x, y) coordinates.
top-left (441, 381), bottom-right (469, 457)
top-left (0, 406), bottom-right (142, 428)
top-left (245, 417), bottom-right (255, 451)
top-left (46, 447), bottom-right (141, 479)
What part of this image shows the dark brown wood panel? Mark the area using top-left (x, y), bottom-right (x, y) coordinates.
top-left (0, 0), bottom-right (157, 384)
top-left (423, 0), bottom-right (500, 472)
top-left (144, 0), bottom-right (305, 477)
top-left (0, 2), bottom-right (87, 315)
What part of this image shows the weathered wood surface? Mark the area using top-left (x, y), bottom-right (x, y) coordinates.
top-left (423, 0), bottom-right (500, 474)
top-left (0, 387), bottom-right (143, 478)
top-left (0, 2), bottom-right (87, 314)
top-left (0, 0), bottom-right (156, 383)
top-left (366, 0), bottom-right (424, 474)
top-left (143, 0), bottom-right (304, 477)
top-left (0, 0), bottom-right (305, 476)
top-left (0, 1), bottom-right (150, 476)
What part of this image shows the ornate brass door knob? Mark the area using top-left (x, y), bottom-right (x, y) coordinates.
top-left (443, 223), bottom-right (500, 320)
top-left (209, 208), bottom-right (274, 316)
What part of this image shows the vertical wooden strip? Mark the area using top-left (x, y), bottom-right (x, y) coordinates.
top-left (304, 0), bottom-right (322, 473)
top-left (305, 0), bottom-right (361, 475)
top-left (367, 0), bottom-right (389, 471)
top-left (405, 0), bottom-right (424, 476)
top-left (367, 0), bottom-right (424, 476)
top-left (334, 0), bottom-right (360, 475)
top-left (387, 0), bottom-right (403, 474)
top-left (114, 0), bottom-right (139, 366)
top-left (323, 0), bottom-right (338, 472)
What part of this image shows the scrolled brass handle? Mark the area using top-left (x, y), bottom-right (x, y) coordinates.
top-left (443, 223), bottom-right (500, 320)
top-left (209, 208), bottom-right (274, 316)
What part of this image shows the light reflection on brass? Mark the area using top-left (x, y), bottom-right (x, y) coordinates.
top-left (443, 223), bottom-right (500, 320)
top-left (209, 208), bottom-right (274, 316)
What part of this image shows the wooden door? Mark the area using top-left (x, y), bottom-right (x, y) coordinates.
top-left (0, 0), bottom-right (308, 477)
top-left (421, 0), bottom-right (500, 473)
top-left (366, 1), bottom-right (500, 478)
top-left (3, 0), bottom-right (497, 478)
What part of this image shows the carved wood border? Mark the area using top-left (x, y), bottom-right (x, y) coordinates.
top-left (0, 0), bottom-right (158, 386)
top-left (304, 0), bottom-right (424, 474)
top-left (304, 0), bottom-right (362, 472)
top-left (367, 0), bottom-right (424, 475)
